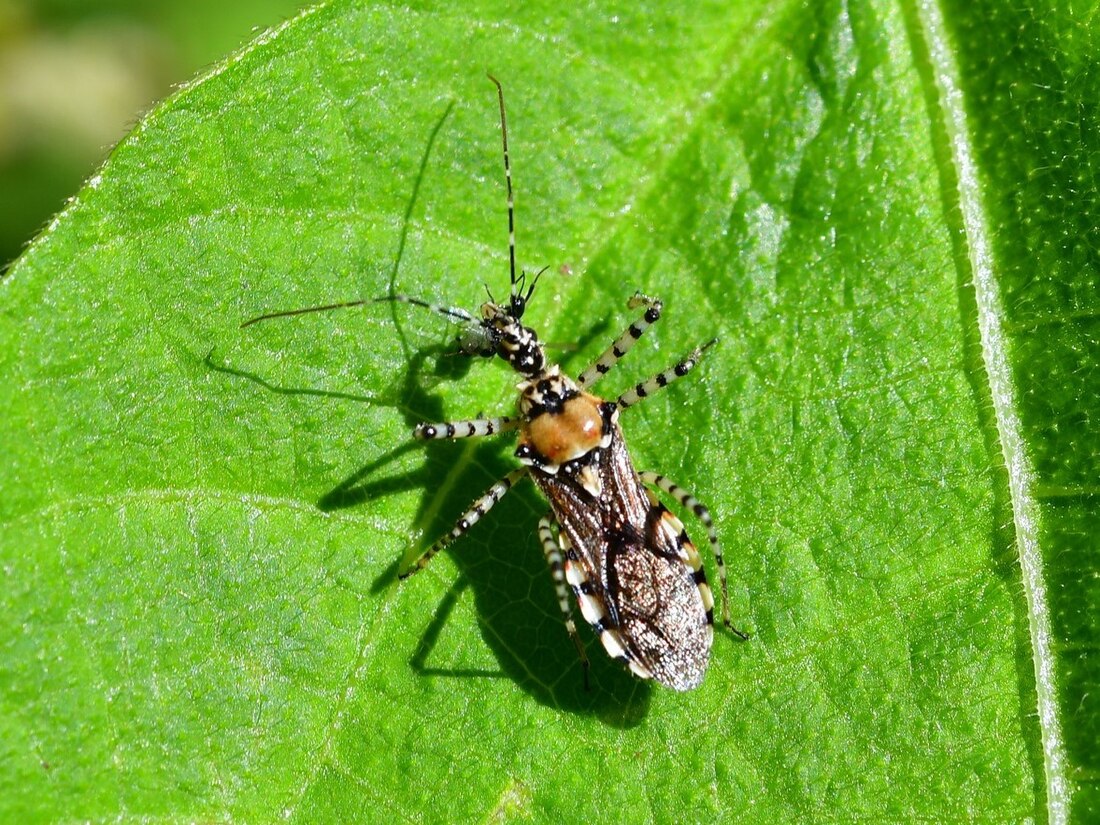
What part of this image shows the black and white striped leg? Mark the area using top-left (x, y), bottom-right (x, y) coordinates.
top-left (537, 514), bottom-right (591, 689)
top-left (640, 470), bottom-right (748, 639)
top-left (414, 416), bottom-right (520, 440)
top-left (575, 292), bottom-right (663, 389)
top-left (399, 468), bottom-right (528, 579)
top-left (616, 337), bottom-right (717, 410)
top-left (562, 534), bottom-right (654, 682)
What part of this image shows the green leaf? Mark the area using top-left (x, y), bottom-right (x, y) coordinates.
top-left (1, 0), bottom-right (1094, 821)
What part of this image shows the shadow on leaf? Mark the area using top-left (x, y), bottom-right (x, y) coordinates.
top-left (208, 94), bottom-right (657, 724)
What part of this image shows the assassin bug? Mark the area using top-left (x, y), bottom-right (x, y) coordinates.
top-left (244, 77), bottom-right (744, 690)
top-left (392, 77), bottom-right (745, 691)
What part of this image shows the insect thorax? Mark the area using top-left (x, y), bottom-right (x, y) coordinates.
top-left (471, 302), bottom-right (545, 375)
top-left (514, 365), bottom-right (616, 498)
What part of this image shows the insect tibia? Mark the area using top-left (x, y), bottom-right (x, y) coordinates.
top-left (398, 467), bottom-right (528, 579)
top-left (575, 292), bottom-right (664, 389)
top-left (413, 416), bottom-right (519, 440)
top-left (538, 514), bottom-right (592, 689)
top-left (616, 336), bottom-right (719, 410)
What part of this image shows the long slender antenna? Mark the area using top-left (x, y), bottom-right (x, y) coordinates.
top-left (240, 300), bottom-right (369, 328)
top-left (487, 74), bottom-right (517, 296)
top-left (241, 100), bottom-right (458, 332)
top-left (240, 295), bottom-right (475, 329)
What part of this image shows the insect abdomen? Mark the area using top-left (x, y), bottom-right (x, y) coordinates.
top-left (531, 423), bottom-right (713, 690)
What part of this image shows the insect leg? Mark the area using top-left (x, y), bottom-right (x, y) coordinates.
top-left (615, 337), bottom-right (717, 410)
top-left (399, 467), bottom-right (528, 579)
top-left (414, 416), bottom-right (520, 440)
top-left (575, 292), bottom-right (663, 389)
top-left (537, 514), bottom-right (591, 689)
top-left (561, 535), bottom-right (654, 683)
top-left (640, 470), bottom-right (748, 639)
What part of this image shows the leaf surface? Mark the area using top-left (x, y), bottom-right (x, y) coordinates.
top-left (2, 0), bottom-right (1095, 821)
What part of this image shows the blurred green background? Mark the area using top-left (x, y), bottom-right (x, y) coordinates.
top-left (0, 0), bottom-right (305, 269)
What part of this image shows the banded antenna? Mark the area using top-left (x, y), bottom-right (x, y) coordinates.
top-left (486, 74), bottom-right (543, 321)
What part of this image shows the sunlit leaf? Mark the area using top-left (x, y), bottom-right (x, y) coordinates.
top-left (2, 0), bottom-right (1095, 821)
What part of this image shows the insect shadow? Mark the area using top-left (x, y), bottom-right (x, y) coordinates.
top-left (321, 315), bottom-right (652, 724)
top-left (212, 326), bottom-right (649, 723)
top-left (220, 92), bottom-right (653, 723)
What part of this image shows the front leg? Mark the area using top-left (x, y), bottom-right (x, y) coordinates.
top-left (575, 292), bottom-right (663, 389)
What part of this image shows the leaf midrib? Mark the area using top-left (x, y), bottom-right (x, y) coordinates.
top-left (915, 1), bottom-right (1066, 822)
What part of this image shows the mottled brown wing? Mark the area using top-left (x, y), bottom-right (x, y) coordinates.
top-left (532, 420), bottom-right (713, 691)
top-left (606, 507), bottom-right (712, 691)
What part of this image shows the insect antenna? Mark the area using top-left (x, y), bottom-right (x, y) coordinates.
top-left (241, 100), bottom-right (458, 333)
top-left (487, 73), bottom-right (527, 318)
top-left (240, 299), bottom-right (370, 329)
top-left (240, 295), bottom-right (476, 329)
